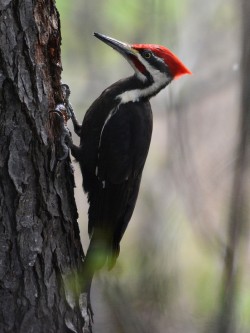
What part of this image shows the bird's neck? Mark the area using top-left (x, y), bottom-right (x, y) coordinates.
top-left (116, 71), bottom-right (171, 105)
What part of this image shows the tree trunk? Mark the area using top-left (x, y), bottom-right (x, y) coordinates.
top-left (0, 1), bottom-right (91, 332)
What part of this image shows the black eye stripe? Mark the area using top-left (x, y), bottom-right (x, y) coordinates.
top-left (139, 50), bottom-right (170, 75)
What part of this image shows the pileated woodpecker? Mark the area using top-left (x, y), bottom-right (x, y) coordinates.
top-left (64, 32), bottom-right (191, 297)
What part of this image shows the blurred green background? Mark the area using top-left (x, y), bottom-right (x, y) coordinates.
top-left (56, 0), bottom-right (249, 332)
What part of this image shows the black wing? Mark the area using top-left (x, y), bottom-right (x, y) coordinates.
top-left (87, 101), bottom-right (152, 266)
top-left (97, 101), bottom-right (153, 183)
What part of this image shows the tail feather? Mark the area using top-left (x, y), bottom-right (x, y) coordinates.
top-left (82, 174), bottom-right (142, 288)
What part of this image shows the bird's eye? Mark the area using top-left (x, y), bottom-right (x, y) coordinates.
top-left (143, 51), bottom-right (152, 59)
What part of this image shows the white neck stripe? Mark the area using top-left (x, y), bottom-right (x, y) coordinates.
top-left (117, 54), bottom-right (170, 104)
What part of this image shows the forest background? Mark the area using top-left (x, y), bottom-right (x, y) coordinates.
top-left (56, 1), bottom-right (250, 332)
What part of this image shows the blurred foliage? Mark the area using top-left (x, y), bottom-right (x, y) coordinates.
top-left (56, 0), bottom-right (250, 332)
top-left (56, 0), bottom-right (189, 110)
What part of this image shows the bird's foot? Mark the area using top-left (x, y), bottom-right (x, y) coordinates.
top-left (61, 83), bottom-right (74, 119)
top-left (50, 105), bottom-right (73, 161)
top-left (61, 83), bottom-right (82, 136)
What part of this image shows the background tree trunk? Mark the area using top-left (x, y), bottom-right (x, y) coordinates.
top-left (0, 1), bottom-right (90, 332)
top-left (216, 0), bottom-right (250, 332)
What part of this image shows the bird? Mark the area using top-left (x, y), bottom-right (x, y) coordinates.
top-left (64, 32), bottom-right (191, 301)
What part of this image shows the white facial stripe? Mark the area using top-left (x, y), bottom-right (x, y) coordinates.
top-left (117, 53), bottom-right (170, 104)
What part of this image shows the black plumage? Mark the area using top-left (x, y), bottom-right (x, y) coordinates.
top-left (70, 76), bottom-right (152, 269)
top-left (63, 33), bottom-right (191, 302)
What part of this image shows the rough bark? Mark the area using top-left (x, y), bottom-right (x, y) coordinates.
top-left (0, 1), bottom-right (90, 332)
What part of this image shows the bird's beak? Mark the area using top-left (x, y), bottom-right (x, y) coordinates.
top-left (93, 32), bottom-right (137, 57)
